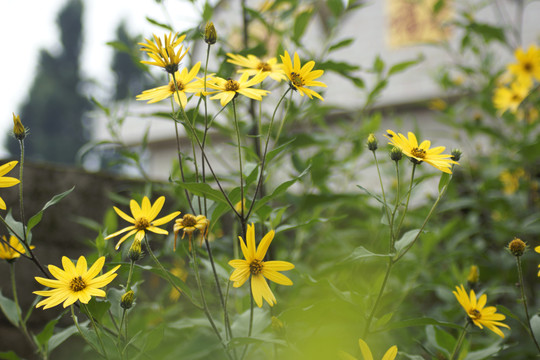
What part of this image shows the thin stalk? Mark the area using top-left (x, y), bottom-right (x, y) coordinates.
top-left (82, 303), bottom-right (109, 359)
top-left (450, 322), bottom-right (469, 360)
top-left (18, 140), bottom-right (26, 241)
top-left (10, 263), bottom-right (37, 353)
top-left (516, 256), bottom-right (540, 353)
top-left (241, 280), bottom-right (255, 360)
top-left (117, 260), bottom-right (135, 344)
top-left (390, 160), bottom-right (401, 248)
top-left (232, 99), bottom-right (245, 221)
top-left (372, 151), bottom-right (393, 245)
top-left (274, 90), bottom-right (294, 144)
top-left (71, 305), bottom-right (106, 359)
top-left (396, 163), bottom-right (417, 237)
top-left (362, 257), bottom-right (394, 338)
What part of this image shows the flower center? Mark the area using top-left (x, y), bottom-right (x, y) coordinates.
top-left (249, 259), bottom-right (263, 275)
top-left (169, 80), bottom-right (185, 92)
top-left (257, 62), bottom-right (271, 72)
top-left (182, 214), bottom-right (197, 227)
top-left (290, 72), bottom-right (305, 88)
top-left (523, 61), bottom-right (533, 72)
top-left (411, 147), bottom-right (426, 159)
top-left (225, 79), bottom-right (240, 92)
top-left (468, 309), bottom-right (481, 320)
top-left (70, 276), bottom-right (87, 292)
top-left (134, 217), bottom-right (150, 230)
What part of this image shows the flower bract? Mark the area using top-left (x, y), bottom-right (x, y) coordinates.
top-left (105, 196), bottom-right (181, 250)
top-left (227, 53), bottom-right (286, 82)
top-left (0, 235), bottom-right (34, 261)
top-left (136, 62), bottom-right (203, 109)
top-left (280, 51), bottom-right (326, 100)
top-left (205, 72), bottom-right (269, 106)
top-left (228, 223), bottom-right (294, 307)
top-left (385, 130), bottom-right (458, 174)
top-left (453, 284), bottom-right (510, 338)
top-left (0, 161), bottom-right (20, 210)
top-left (34, 256), bottom-right (120, 309)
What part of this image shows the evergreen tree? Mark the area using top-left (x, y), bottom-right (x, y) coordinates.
top-left (7, 0), bottom-right (89, 165)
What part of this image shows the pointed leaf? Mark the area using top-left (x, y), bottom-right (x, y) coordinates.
top-left (27, 187), bottom-right (75, 233)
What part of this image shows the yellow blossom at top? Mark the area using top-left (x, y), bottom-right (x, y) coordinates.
top-left (205, 72), bottom-right (269, 106)
top-left (0, 235), bottom-right (34, 261)
top-left (385, 130), bottom-right (458, 174)
top-left (136, 62), bottom-right (203, 109)
top-left (34, 256), bottom-right (120, 309)
top-left (280, 51), bottom-right (326, 100)
top-left (339, 338), bottom-right (397, 360)
top-left (0, 161), bottom-right (20, 210)
top-left (507, 45), bottom-right (540, 86)
top-left (173, 214), bottom-right (209, 251)
top-left (228, 223), bottom-right (294, 307)
top-left (453, 284), bottom-right (509, 338)
top-left (105, 196), bottom-right (180, 250)
top-left (227, 53), bottom-right (286, 82)
top-left (493, 81), bottom-right (530, 115)
top-left (139, 32), bottom-right (189, 74)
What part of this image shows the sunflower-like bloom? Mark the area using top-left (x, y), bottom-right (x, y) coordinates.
top-left (493, 81), bottom-right (530, 114)
top-left (173, 214), bottom-right (209, 251)
top-left (340, 338), bottom-right (398, 360)
top-left (227, 53), bottom-right (286, 82)
top-left (0, 161), bottom-right (20, 210)
top-left (136, 62), bottom-right (203, 108)
top-left (385, 130), bottom-right (458, 174)
top-left (105, 196), bottom-right (181, 250)
top-left (205, 72), bottom-right (269, 106)
top-left (453, 284), bottom-right (510, 338)
top-left (228, 223), bottom-right (294, 307)
top-left (34, 256), bottom-right (120, 309)
top-left (0, 235), bottom-right (34, 261)
top-left (280, 51), bottom-right (326, 100)
top-left (507, 45), bottom-right (540, 86)
top-left (139, 32), bottom-right (189, 74)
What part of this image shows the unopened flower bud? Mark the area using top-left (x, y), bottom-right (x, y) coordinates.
top-left (367, 133), bottom-right (378, 151)
top-left (390, 147), bottom-right (403, 161)
top-left (508, 237), bottom-right (527, 257)
top-left (128, 239), bottom-right (142, 262)
top-left (234, 199), bottom-right (246, 214)
top-left (467, 265), bottom-right (479, 285)
top-left (271, 316), bottom-right (285, 337)
top-left (12, 113), bottom-right (26, 140)
top-left (451, 149), bottom-right (462, 162)
top-left (121, 290), bottom-right (134, 309)
top-left (205, 22), bottom-right (217, 45)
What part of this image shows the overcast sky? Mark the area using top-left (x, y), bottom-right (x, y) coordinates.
top-left (0, 0), bottom-right (201, 156)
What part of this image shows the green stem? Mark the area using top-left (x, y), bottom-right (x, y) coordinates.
top-left (71, 305), bottom-right (106, 359)
top-left (82, 303), bottom-right (109, 359)
top-left (18, 140), bottom-right (26, 242)
top-left (372, 151), bottom-right (393, 245)
top-left (450, 322), bottom-right (469, 360)
top-left (241, 279), bottom-right (255, 360)
top-left (516, 256), bottom-right (540, 353)
top-left (362, 257), bottom-right (394, 338)
top-left (10, 263), bottom-right (37, 353)
top-left (390, 160), bottom-right (401, 248)
top-left (232, 99), bottom-right (245, 221)
top-left (274, 89), bottom-right (293, 144)
top-left (396, 163), bottom-right (416, 237)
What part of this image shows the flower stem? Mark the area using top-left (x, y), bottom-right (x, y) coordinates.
top-left (82, 303), bottom-right (109, 359)
top-left (372, 150), bottom-right (393, 246)
top-left (241, 280), bottom-right (255, 360)
top-left (18, 140), bottom-right (27, 242)
top-left (232, 99), bottom-right (245, 221)
top-left (396, 163), bottom-right (416, 237)
top-left (516, 256), bottom-right (540, 353)
top-left (362, 257), bottom-right (394, 338)
top-left (10, 263), bottom-right (38, 354)
top-left (450, 322), bottom-right (469, 360)
top-left (71, 305), bottom-right (107, 359)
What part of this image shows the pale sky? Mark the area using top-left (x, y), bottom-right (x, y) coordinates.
top-left (0, 0), bottom-right (201, 156)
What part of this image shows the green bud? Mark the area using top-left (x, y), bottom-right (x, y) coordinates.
top-left (451, 149), bottom-right (462, 162)
top-left (12, 113), bottom-right (26, 140)
top-left (366, 133), bottom-right (378, 151)
top-left (128, 239), bottom-right (142, 262)
top-left (205, 22), bottom-right (217, 45)
top-left (121, 290), bottom-right (134, 309)
top-left (390, 147), bottom-right (403, 161)
top-left (508, 237), bottom-right (527, 257)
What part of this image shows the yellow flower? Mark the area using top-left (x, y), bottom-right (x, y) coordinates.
top-left (507, 45), bottom-right (540, 86)
top-left (339, 338), bottom-right (398, 360)
top-left (467, 265), bottom-right (479, 285)
top-left (227, 53), bottom-right (286, 82)
top-left (169, 260), bottom-right (188, 301)
top-left (0, 161), bottom-right (20, 210)
top-left (493, 81), bottom-right (530, 114)
top-left (0, 235), bottom-right (34, 261)
top-left (105, 196), bottom-right (180, 250)
top-left (535, 246), bottom-right (540, 276)
top-left (173, 214), bottom-right (209, 251)
top-left (280, 51), bottom-right (326, 100)
top-left (139, 32), bottom-right (189, 74)
top-left (428, 98), bottom-right (447, 111)
top-left (385, 130), bottom-right (458, 174)
top-left (499, 168), bottom-right (525, 195)
top-left (205, 72), bottom-right (269, 106)
top-left (12, 113), bottom-right (26, 140)
top-left (453, 284), bottom-right (510, 338)
top-left (34, 256), bottom-right (120, 309)
top-left (136, 62), bottom-right (203, 109)
top-left (228, 223), bottom-right (294, 307)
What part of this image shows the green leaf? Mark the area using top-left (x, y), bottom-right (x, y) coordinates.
top-left (438, 172), bottom-right (451, 193)
top-left (145, 17), bottom-right (173, 31)
top-left (433, 0), bottom-right (445, 14)
top-left (394, 229), bottom-right (422, 258)
top-left (90, 97), bottom-right (110, 117)
top-left (374, 312), bottom-right (394, 329)
top-left (465, 340), bottom-right (505, 360)
top-left (376, 317), bottom-right (463, 332)
top-left (0, 351), bottom-right (21, 360)
top-left (266, 138), bottom-right (296, 163)
top-left (142, 323), bottom-right (164, 351)
top-left (328, 38), bottom-right (354, 52)
top-left (469, 22), bottom-right (506, 44)
top-left (357, 185), bottom-right (385, 206)
top-left (228, 336), bottom-right (286, 348)
top-left (366, 79), bottom-right (388, 105)
top-left (0, 290), bottom-right (19, 327)
top-left (174, 182), bottom-right (227, 204)
top-left (35, 319), bottom-right (58, 347)
top-left (530, 314), bottom-right (540, 341)
top-left (426, 325), bottom-right (455, 357)
top-left (293, 10), bottom-right (313, 42)
top-left (327, 0), bottom-right (344, 16)
top-left (48, 324), bottom-right (78, 352)
top-left (373, 55), bottom-right (385, 73)
top-left (341, 246), bottom-right (392, 262)
top-left (388, 56), bottom-right (423, 76)
top-left (143, 265), bottom-right (198, 307)
top-left (81, 298), bottom-right (110, 322)
top-left (27, 187), bottom-right (75, 233)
